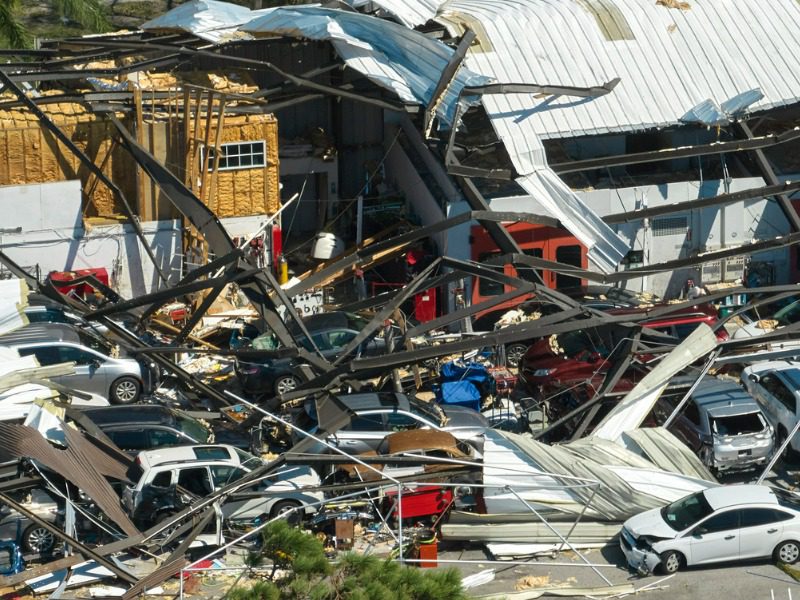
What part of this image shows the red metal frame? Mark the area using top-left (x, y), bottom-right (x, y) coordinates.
top-left (470, 223), bottom-right (587, 320)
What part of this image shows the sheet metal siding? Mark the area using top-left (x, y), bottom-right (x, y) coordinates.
top-left (437, 0), bottom-right (800, 139)
top-left (0, 423), bottom-right (138, 536)
top-left (196, 40), bottom-right (334, 141)
top-left (338, 97), bottom-right (386, 199)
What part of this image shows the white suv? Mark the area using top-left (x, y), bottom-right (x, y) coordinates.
top-left (122, 444), bottom-right (323, 526)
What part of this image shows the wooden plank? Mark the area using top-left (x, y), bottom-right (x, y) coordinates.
top-left (198, 90), bottom-right (214, 203)
top-left (206, 96), bottom-right (227, 213)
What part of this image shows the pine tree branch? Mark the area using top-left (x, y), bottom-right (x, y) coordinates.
top-left (52, 0), bottom-right (110, 32)
top-left (0, 0), bottom-right (31, 49)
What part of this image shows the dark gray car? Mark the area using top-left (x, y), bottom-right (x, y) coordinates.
top-left (282, 392), bottom-right (489, 455)
top-left (78, 405), bottom-right (251, 452)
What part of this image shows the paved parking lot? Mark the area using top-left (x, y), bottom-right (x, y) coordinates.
top-left (438, 541), bottom-right (800, 599)
top-left (421, 463), bottom-right (800, 599)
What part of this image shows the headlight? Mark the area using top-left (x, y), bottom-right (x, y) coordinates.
top-left (635, 536), bottom-right (654, 551)
top-left (532, 368), bottom-right (554, 377)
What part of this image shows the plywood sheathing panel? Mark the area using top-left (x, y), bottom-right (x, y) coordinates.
top-left (0, 103), bottom-right (136, 218)
top-left (196, 113), bottom-right (280, 218)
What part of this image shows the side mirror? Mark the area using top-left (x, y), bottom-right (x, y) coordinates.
top-left (749, 373), bottom-right (760, 383)
top-left (90, 359), bottom-right (101, 369)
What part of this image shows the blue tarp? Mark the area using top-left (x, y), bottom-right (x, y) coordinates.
top-left (435, 361), bottom-right (492, 411)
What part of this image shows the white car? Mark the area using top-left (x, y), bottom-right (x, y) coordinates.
top-left (742, 361), bottom-right (800, 456)
top-left (620, 485), bottom-right (800, 575)
top-left (123, 444), bottom-right (323, 526)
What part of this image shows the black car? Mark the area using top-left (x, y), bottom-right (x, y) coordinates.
top-left (235, 312), bottom-right (387, 396)
top-left (77, 405), bottom-right (250, 452)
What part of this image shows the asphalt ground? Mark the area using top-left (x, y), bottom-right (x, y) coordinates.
top-left (425, 461), bottom-right (800, 599)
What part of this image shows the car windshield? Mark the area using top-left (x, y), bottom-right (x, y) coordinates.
top-left (235, 447), bottom-right (264, 471)
top-left (661, 490), bottom-right (714, 531)
top-left (174, 410), bottom-right (211, 443)
top-left (774, 487), bottom-right (800, 511)
top-left (710, 412), bottom-right (766, 436)
top-left (77, 329), bottom-right (113, 355)
top-left (555, 330), bottom-right (611, 359)
top-left (775, 300), bottom-right (800, 326)
top-left (410, 397), bottom-right (445, 425)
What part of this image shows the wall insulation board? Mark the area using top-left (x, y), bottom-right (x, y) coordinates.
top-left (192, 112), bottom-right (280, 218)
top-left (0, 103), bottom-right (135, 218)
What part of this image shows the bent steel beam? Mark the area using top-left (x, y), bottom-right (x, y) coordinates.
top-left (551, 127), bottom-right (800, 174)
top-left (0, 69), bottom-right (168, 286)
top-left (603, 180), bottom-right (800, 224)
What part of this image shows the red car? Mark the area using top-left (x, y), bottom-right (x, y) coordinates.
top-left (518, 303), bottom-right (727, 398)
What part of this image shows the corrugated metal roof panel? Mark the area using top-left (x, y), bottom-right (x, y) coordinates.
top-left (387, 0), bottom-right (800, 138)
top-left (141, 0), bottom-right (257, 43)
top-left (241, 6), bottom-right (490, 127)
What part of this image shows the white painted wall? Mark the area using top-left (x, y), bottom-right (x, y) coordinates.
top-left (441, 177), bottom-right (790, 300)
top-left (579, 177), bottom-right (790, 298)
top-left (0, 181), bottom-right (181, 298)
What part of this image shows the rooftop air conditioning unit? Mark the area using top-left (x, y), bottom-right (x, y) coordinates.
top-left (700, 260), bottom-right (722, 283)
top-left (723, 256), bottom-right (746, 282)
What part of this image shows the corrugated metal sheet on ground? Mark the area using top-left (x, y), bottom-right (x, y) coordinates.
top-left (482, 430), bottom-right (714, 521)
top-left (620, 427), bottom-right (716, 481)
top-left (441, 517), bottom-right (620, 543)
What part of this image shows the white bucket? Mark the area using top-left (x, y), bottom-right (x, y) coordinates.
top-left (311, 232), bottom-right (344, 260)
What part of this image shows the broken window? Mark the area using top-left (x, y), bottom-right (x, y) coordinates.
top-left (205, 141), bottom-right (266, 171)
top-left (710, 412), bottom-right (766, 436)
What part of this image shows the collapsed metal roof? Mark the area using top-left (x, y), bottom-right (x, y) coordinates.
top-left (144, 1), bottom-right (627, 270)
top-left (141, 0), bottom-right (256, 43)
top-left (371, 0), bottom-right (800, 137)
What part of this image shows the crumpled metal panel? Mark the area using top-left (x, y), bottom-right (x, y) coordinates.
top-left (620, 427), bottom-right (716, 482)
top-left (0, 423), bottom-right (138, 536)
top-left (240, 6), bottom-right (490, 129)
top-left (141, 0), bottom-right (255, 43)
top-left (591, 324), bottom-right (718, 442)
top-left (424, 0), bottom-right (800, 139)
top-left (482, 429), bottom-right (713, 520)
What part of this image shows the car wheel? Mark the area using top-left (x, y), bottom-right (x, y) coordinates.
top-left (274, 375), bottom-right (299, 396)
top-left (22, 523), bottom-right (56, 554)
top-left (110, 376), bottom-right (141, 404)
top-left (777, 427), bottom-right (800, 464)
top-left (270, 500), bottom-right (302, 525)
top-left (775, 540), bottom-right (800, 564)
top-left (659, 550), bottom-right (683, 574)
top-left (505, 343), bottom-right (528, 369)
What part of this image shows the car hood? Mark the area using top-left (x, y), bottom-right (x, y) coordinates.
top-left (624, 507), bottom-right (678, 540)
top-left (440, 404), bottom-right (490, 428)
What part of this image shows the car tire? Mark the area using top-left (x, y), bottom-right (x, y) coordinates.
top-left (110, 376), bottom-right (141, 404)
top-left (274, 375), bottom-right (300, 396)
top-left (659, 550), bottom-right (683, 574)
top-left (22, 523), bottom-right (56, 554)
top-left (777, 427), bottom-right (800, 464)
top-left (505, 343), bottom-right (528, 369)
top-left (270, 500), bottom-right (302, 525)
top-left (775, 540), bottom-right (800, 564)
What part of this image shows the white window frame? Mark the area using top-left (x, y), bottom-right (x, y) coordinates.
top-left (204, 141), bottom-right (267, 171)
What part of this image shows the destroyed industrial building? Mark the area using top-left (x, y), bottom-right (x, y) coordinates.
top-left (4, 0), bottom-right (800, 597)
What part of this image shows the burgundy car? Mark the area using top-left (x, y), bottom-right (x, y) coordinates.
top-left (518, 304), bottom-right (726, 397)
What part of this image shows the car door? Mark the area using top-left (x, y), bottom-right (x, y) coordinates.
top-left (755, 374), bottom-right (791, 432)
top-left (209, 465), bottom-right (257, 519)
top-left (55, 345), bottom-right (109, 397)
top-left (329, 413), bottom-right (387, 454)
top-left (738, 508), bottom-right (792, 559)
top-left (685, 509), bottom-right (740, 565)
